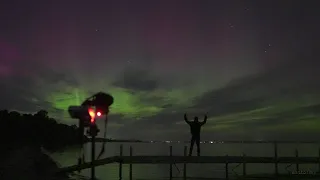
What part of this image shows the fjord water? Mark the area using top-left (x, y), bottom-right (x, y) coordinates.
top-left (50, 142), bottom-right (319, 179)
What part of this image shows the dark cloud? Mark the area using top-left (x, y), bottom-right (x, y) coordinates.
top-left (0, 67), bottom-right (79, 115)
top-left (191, 59), bottom-right (320, 117)
top-left (106, 113), bottom-right (130, 124)
top-left (0, 76), bottom-right (49, 112)
top-left (160, 103), bottom-right (173, 108)
top-left (118, 111), bottom-right (185, 133)
top-left (137, 94), bottom-right (166, 107)
top-left (112, 68), bottom-right (158, 91)
top-left (37, 69), bottom-right (79, 87)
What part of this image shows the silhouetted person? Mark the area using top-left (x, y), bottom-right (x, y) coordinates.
top-left (184, 113), bottom-right (207, 156)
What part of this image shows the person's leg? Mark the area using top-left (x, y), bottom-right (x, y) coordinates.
top-left (196, 135), bottom-right (200, 156)
top-left (189, 136), bottom-right (195, 156)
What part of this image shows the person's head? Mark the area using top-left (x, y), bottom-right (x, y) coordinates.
top-left (194, 116), bottom-right (199, 122)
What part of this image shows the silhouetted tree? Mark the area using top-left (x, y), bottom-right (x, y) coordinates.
top-left (35, 109), bottom-right (48, 118)
top-left (0, 109), bottom-right (85, 154)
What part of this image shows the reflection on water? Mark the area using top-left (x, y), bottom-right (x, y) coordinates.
top-left (50, 142), bottom-right (320, 180)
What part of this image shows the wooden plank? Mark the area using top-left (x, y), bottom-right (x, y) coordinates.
top-left (278, 157), bottom-right (319, 163)
top-left (244, 173), bottom-right (320, 179)
top-left (58, 156), bottom-right (117, 173)
top-left (113, 156), bottom-right (320, 164)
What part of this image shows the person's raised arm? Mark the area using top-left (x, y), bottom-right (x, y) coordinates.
top-left (200, 114), bottom-right (207, 125)
top-left (184, 113), bottom-right (190, 124)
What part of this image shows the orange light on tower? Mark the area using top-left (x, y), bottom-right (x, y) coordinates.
top-left (88, 108), bottom-right (96, 123)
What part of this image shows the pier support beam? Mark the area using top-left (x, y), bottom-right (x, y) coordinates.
top-left (274, 141), bottom-right (278, 176)
top-left (225, 154), bottom-right (229, 180)
top-left (295, 149), bottom-right (299, 172)
top-left (243, 153), bottom-right (246, 177)
top-left (318, 147), bottom-right (320, 173)
top-left (129, 146), bottom-right (133, 180)
top-left (169, 146), bottom-right (173, 180)
top-left (183, 146), bottom-right (187, 180)
top-left (119, 144), bottom-right (123, 180)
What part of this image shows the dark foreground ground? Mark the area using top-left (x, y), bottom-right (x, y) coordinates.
top-left (0, 145), bottom-right (71, 180)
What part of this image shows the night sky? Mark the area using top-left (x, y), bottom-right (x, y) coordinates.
top-left (1, 0), bottom-right (320, 140)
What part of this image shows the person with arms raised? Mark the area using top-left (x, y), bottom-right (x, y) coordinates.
top-left (184, 113), bottom-right (207, 156)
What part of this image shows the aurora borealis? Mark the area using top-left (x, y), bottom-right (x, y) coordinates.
top-left (1, 1), bottom-right (320, 140)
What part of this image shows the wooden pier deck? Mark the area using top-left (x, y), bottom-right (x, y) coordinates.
top-left (58, 155), bottom-right (320, 173)
top-left (57, 142), bottom-right (320, 179)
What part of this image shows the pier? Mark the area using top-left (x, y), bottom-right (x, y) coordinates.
top-left (57, 141), bottom-right (320, 179)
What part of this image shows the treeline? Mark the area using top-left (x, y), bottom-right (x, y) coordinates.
top-left (0, 109), bottom-right (86, 152)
